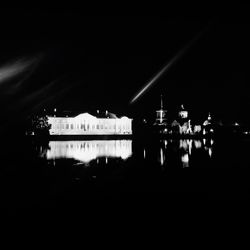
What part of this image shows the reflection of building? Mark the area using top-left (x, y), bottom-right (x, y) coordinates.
top-left (48, 111), bottom-right (132, 135)
top-left (46, 140), bottom-right (132, 163)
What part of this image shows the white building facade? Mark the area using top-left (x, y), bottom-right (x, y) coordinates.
top-left (48, 113), bottom-right (132, 135)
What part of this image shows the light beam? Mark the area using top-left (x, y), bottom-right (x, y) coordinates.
top-left (130, 28), bottom-right (207, 104)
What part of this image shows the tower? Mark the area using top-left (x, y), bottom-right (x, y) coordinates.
top-left (155, 95), bottom-right (167, 125)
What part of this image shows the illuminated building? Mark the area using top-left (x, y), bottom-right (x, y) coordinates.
top-left (178, 104), bottom-right (188, 119)
top-left (177, 104), bottom-right (191, 134)
top-left (151, 95), bottom-right (217, 136)
top-left (171, 120), bottom-right (181, 134)
top-left (48, 111), bottom-right (132, 135)
top-left (203, 112), bottom-right (214, 135)
top-left (194, 125), bottom-right (202, 134)
top-left (154, 95), bottom-right (167, 125)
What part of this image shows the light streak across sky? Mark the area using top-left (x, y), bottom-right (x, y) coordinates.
top-left (130, 28), bottom-right (208, 104)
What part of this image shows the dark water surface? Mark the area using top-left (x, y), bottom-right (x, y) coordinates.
top-left (1, 137), bottom-right (250, 209)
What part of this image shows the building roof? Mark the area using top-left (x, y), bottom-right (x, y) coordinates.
top-left (48, 110), bottom-right (131, 120)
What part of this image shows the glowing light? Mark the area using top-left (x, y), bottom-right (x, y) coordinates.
top-left (143, 149), bottom-right (146, 159)
top-left (179, 111), bottom-right (188, 118)
top-left (194, 125), bottom-right (201, 133)
top-left (46, 140), bottom-right (132, 163)
top-left (194, 140), bottom-right (202, 149)
top-left (0, 58), bottom-right (37, 85)
top-left (187, 140), bottom-right (192, 155)
top-left (160, 148), bottom-right (164, 166)
top-left (208, 148), bottom-right (212, 158)
top-left (181, 154), bottom-right (189, 168)
top-left (48, 112), bottom-right (132, 135)
top-left (130, 29), bottom-right (206, 104)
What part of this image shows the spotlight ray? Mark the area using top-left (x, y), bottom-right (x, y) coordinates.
top-left (130, 26), bottom-right (209, 104)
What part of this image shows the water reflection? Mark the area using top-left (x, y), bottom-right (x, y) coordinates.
top-left (45, 140), bottom-right (132, 163)
top-left (38, 139), bottom-right (214, 169)
top-left (155, 139), bottom-right (214, 168)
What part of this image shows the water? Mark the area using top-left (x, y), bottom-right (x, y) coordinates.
top-left (1, 138), bottom-right (249, 208)
top-left (41, 139), bottom-right (213, 169)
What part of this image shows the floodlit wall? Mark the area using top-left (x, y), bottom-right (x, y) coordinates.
top-left (48, 113), bottom-right (132, 135)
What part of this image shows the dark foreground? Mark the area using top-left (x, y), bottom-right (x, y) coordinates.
top-left (0, 135), bottom-right (249, 212)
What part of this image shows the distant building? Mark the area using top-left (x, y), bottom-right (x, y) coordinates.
top-left (203, 113), bottom-right (214, 135)
top-left (178, 104), bottom-right (188, 119)
top-left (152, 96), bottom-right (213, 136)
top-left (154, 95), bottom-right (167, 125)
top-left (48, 111), bottom-right (132, 135)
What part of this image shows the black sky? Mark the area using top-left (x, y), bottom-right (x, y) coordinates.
top-left (1, 7), bottom-right (250, 126)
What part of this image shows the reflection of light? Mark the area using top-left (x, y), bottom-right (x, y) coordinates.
top-left (180, 140), bottom-right (192, 154)
top-left (164, 140), bottom-right (168, 148)
top-left (208, 148), bottom-right (212, 158)
top-left (194, 140), bottom-right (202, 149)
top-left (210, 139), bottom-right (214, 145)
top-left (180, 140), bottom-right (188, 151)
top-left (46, 140), bottom-right (132, 163)
top-left (160, 148), bottom-right (164, 166)
top-left (187, 140), bottom-right (192, 155)
top-left (181, 153), bottom-right (189, 168)
top-left (143, 149), bottom-right (146, 159)
top-left (203, 139), bottom-right (206, 145)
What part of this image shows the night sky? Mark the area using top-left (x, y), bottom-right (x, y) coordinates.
top-left (1, 7), bottom-right (250, 129)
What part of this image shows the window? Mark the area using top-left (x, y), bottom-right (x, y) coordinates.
top-left (97, 124), bottom-right (99, 129)
top-left (66, 124), bottom-right (69, 129)
top-left (81, 124), bottom-right (84, 129)
top-left (71, 124), bottom-right (73, 129)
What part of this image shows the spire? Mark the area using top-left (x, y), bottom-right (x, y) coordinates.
top-left (160, 94), bottom-right (163, 109)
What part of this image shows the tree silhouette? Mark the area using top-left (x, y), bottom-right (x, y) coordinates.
top-left (27, 115), bottom-right (51, 136)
